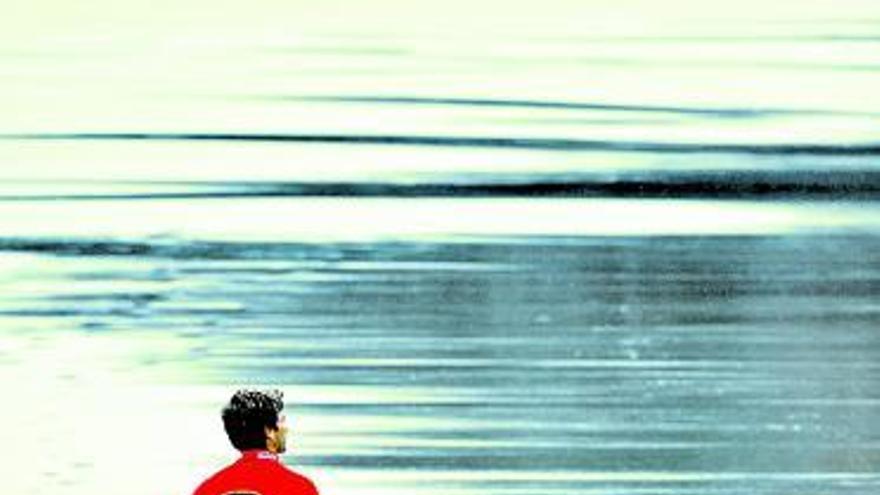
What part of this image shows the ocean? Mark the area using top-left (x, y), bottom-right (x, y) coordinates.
top-left (1, 1), bottom-right (879, 494)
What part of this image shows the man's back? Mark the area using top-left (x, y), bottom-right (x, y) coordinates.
top-left (193, 450), bottom-right (318, 495)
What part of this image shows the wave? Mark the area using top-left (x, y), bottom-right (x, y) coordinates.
top-left (0, 238), bottom-right (332, 259)
top-left (2, 171), bottom-right (879, 200)
top-left (284, 96), bottom-right (818, 118)
top-left (4, 132), bottom-right (880, 156)
top-left (1, 232), bottom-right (878, 262)
top-left (0, 238), bottom-right (495, 261)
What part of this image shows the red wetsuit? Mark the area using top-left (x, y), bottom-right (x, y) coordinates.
top-left (193, 450), bottom-right (319, 495)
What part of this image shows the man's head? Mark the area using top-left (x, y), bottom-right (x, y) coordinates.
top-left (221, 389), bottom-right (288, 453)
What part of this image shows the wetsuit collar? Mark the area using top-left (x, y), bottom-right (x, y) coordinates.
top-left (241, 450), bottom-right (280, 462)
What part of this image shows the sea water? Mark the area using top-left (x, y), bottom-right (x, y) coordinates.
top-left (1, 1), bottom-right (880, 494)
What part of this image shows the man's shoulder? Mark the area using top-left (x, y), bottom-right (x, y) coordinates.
top-left (271, 463), bottom-right (319, 493)
top-left (192, 462), bottom-right (237, 495)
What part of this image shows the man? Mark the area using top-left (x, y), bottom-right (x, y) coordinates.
top-left (193, 389), bottom-right (319, 495)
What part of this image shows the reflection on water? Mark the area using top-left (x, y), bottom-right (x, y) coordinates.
top-left (3, 237), bottom-right (880, 494)
top-left (2, 1), bottom-right (880, 494)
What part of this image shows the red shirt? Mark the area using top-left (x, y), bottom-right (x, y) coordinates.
top-left (193, 450), bottom-right (319, 495)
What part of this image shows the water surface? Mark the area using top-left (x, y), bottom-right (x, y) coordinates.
top-left (2, 1), bottom-right (880, 494)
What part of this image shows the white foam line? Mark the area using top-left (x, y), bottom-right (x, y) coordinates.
top-left (1, 198), bottom-right (878, 241)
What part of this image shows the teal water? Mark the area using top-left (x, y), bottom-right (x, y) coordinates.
top-left (2, 2), bottom-right (880, 494)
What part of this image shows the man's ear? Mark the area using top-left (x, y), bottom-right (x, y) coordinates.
top-left (265, 425), bottom-right (277, 447)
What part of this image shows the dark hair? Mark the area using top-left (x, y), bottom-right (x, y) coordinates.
top-left (222, 389), bottom-right (284, 451)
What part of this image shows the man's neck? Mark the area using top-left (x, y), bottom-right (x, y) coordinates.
top-left (241, 449), bottom-right (279, 461)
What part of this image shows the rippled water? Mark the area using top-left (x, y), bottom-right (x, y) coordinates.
top-left (2, 1), bottom-right (880, 494)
